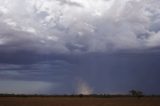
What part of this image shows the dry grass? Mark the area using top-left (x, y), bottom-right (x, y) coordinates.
top-left (0, 97), bottom-right (160, 106)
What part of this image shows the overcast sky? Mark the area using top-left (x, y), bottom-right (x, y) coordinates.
top-left (0, 0), bottom-right (160, 95)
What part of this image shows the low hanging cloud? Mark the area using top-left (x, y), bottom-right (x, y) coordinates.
top-left (0, 0), bottom-right (160, 54)
top-left (0, 80), bottom-right (54, 94)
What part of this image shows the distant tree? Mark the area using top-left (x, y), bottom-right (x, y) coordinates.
top-left (129, 90), bottom-right (143, 98)
top-left (129, 90), bottom-right (137, 96)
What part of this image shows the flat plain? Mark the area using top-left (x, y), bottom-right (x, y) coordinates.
top-left (0, 97), bottom-right (160, 106)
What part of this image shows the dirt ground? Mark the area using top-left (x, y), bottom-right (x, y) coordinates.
top-left (0, 97), bottom-right (160, 106)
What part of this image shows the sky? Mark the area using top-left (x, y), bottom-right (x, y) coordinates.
top-left (0, 0), bottom-right (160, 95)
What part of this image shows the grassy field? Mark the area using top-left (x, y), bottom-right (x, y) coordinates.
top-left (0, 97), bottom-right (160, 106)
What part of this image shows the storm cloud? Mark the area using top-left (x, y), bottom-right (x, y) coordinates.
top-left (0, 0), bottom-right (160, 94)
top-left (0, 0), bottom-right (160, 54)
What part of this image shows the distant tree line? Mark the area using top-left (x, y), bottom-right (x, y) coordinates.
top-left (0, 90), bottom-right (159, 97)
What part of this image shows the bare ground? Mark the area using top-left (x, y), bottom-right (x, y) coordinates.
top-left (0, 97), bottom-right (160, 106)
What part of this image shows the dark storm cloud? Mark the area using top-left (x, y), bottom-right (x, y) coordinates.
top-left (0, 51), bottom-right (160, 94)
top-left (0, 0), bottom-right (160, 94)
top-left (0, 53), bottom-right (75, 94)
